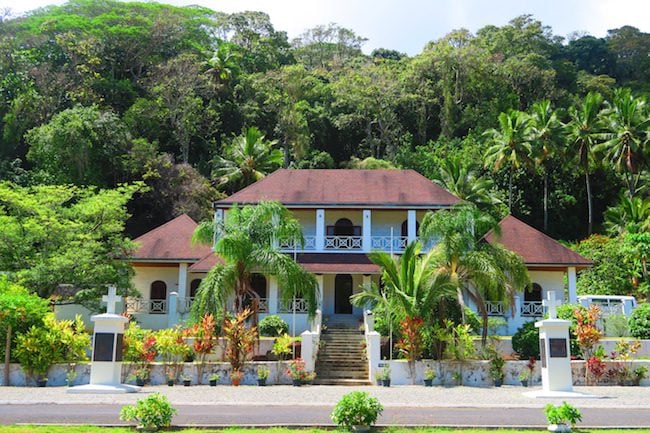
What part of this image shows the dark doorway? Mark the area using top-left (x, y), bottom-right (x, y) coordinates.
top-left (525, 283), bottom-right (543, 302)
top-left (334, 274), bottom-right (353, 314)
top-left (150, 280), bottom-right (167, 314)
top-left (189, 279), bottom-right (202, 298)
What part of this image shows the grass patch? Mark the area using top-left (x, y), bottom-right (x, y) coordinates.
top-left (4, 427), bottom-right (650, 433)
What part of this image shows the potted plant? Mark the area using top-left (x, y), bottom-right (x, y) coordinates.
top-left (634, 366), bottom-right (648, 386)
top-left (66, 368), bottom-right (78, 387)
top-left (519, 369), bottom-right (530, 387)
top-left (181, 374), bottom-right (191, 387)
top-left (489, 354), bottom-right (505, 387)
top-left (286, 358), bottom-right (313, 386)
top-left (544, 401), bottom-right (582, 432)
top-left (166, 374), bottom-right (175, 387)
top-left (452, 371), bottom-right (463, 386)
top-left (257, 366), bottom-right (270, 386)
top-left (331, 391), bottom-right (384, 432)
top-left (134, 368), bottom-right (149, 387)
top-left (423, 367), bottom-right (436, 387)
top-left (378, 364), bottom-right (391, 387)
top-left (120, 392), bottom-right (177, 432)
top-left (208, 373), bottom-right (220, 387)
top-left (230, 370), bottom-right (243, 386)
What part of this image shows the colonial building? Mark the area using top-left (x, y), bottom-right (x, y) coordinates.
top-left (127, 169), bottom-right (591, 334)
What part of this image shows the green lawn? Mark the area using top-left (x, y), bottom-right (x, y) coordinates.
top-left (2, 427), bottom-right (650, 433)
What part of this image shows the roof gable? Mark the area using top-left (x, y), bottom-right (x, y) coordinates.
top-left (132, 214), bottom-right (212, 261)
top-left (485, 215), bottom-right (592, 267)
top-left (216, 169), bottom-right (461, 207)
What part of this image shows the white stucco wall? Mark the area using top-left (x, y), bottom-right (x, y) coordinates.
top-left (529, 270), bottom-right (566, 301)
top-left (289, 209), bottom-right (317, 238)
top-left (321, 273), bottom-right (374, 316)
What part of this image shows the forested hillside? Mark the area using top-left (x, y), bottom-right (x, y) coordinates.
top-left (0, 1), bottom-right (648, 252)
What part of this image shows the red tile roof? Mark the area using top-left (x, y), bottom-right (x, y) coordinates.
top-left (132, 214), bottom-right (212, 261)
top-left (296, 253), bottom-right (380, 274)
top-left (189, 252), bottom-right (224, 272)
top-left (485, 215), bottom-right (592, 268)
top-left (216, 169), bottom-right (460, 208)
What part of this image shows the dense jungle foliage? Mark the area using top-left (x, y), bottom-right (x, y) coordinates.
top-left (0, 1), bottom-right (648, 299)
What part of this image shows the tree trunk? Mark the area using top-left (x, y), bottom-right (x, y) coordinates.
top-left (585, 170), bottom-right (593, 235)
top-left (4, 324), bottom-right (11, 386)
top-left (544, 170), bottom-right (548, 233)
top-left (508, 168), bottom-right (513, 212)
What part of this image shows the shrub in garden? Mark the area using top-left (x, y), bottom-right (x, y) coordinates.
top-left (629, 303), bottom-right (650, 339)
top-left (512, 321), bottom-right (539, 359)
top-left (155, 327), bottom-right (190, 383)
top-left (544, 401), bottom-right (582, 428)
top-left (123, 323), bottom-right (157, 382)
top-left (223, 308), bottom-right (257, 375)
top-left (331, 391), bottom-right (383, 430)
top-left (120, 393), bottom-right (176, 431)
top-left (14, 314), bottom-right (90, 383)
top-left (184, 313), bottom-right (217, 383)
top-left (259, 315), bottom-right (289, 337)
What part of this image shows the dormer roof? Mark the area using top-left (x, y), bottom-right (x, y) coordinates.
top-left (131, 214), bottom-right (211, 262)
top-left (485, 215), bottom-right (592, 269)
top-left (216, 169), bottom-right (460, 208)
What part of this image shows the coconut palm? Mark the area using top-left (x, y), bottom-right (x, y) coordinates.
top-left (351, 241), bottom-right (455, 382)
top-left (433, 156), bottom-right (502, 210)
top-left (420, 204), bottom-right (530, 343)
top-left (483, 110), bottom-right (534, 211)
top-left (212, 127), bottom-right (283, 193)
top-left (604, 195), bottom-right (650, 235)
top-left (565, 92), bottom-right (606, 235)
top-left (529, 100), bottom-right (563, 232)
top-left (191, 201), bottom-right (319, 322)
top-left (595, 88), bottom-right (649, 197)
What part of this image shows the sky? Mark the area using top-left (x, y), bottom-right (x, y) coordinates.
top-left (3, 0), bottom-right (650, 55)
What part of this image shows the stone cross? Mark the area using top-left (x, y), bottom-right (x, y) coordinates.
top-left (102, 286), bottom-right (122, 315)
top-left (543, 291), bottom-right (562, 319)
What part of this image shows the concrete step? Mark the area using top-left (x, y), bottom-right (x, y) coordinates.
top-left (313, 378), bottom-right (371, 386)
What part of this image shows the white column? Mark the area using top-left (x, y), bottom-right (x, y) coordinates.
top-left (362, 209), bottom-right (372, 252)
top-left (213, 208), bottom-right (224, 250)
top-left (268, 276), bottom-right (278, 314)
top-left (316, 274), bottom-right (324, 310)
top-left (366, 331), bottom-right (381, 383)
top-left (316, 209), bottom-right (325, 251)
top-left (177, 263), bottom-right (188, 299)
top-left (407, 209), bottom-right (417, 243)
top-left (301, 330), bottom-right (317, 372)
top-left (567, 267), bottom-right (577, 304)
top-left (167, 292), bottom-right (178, 328)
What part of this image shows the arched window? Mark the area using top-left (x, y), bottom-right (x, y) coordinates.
top-left (525, 283), bottom-right (543, 302)
top-left (189, 279), bottom-right (202, 298)
top-left (400, 220), bottom-right (420, 237)
top-left (149, 280), bottom-right (167, 314)
top-left (150, 281), bottom-right (167, 300)
top-left (334, 218), bottom-right (354, 236)
top-left (251, 274), bottom-right (267, 298)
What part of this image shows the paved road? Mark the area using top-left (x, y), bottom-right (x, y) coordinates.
top-left (2, 404), bottom-right (650, 428)
top-left (2, 385), bottom-right (650, 428)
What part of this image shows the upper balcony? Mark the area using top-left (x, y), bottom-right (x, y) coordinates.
top-left (270, 208), bottom-right (433, 253)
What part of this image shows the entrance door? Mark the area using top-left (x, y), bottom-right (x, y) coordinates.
top-left (334, 274), bottom-right (353, 314)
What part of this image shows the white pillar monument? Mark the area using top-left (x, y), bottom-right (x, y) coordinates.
top-left (68, 286), bottom-right (139, 393)
top-left (526, 292), bottom-right (599, 398)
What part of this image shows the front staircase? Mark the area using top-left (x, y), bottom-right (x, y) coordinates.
top-left (314, 315), bottom-right (371, 385)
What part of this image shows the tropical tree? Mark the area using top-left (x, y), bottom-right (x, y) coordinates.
top-left (212, 127), bottom-right (283, 193)
top-left (432, 156), bottom-right (502, 210)
top-left (604, 195), bottom-right (650, 235)
top-left (565, 92), bottom-right (605, 235)
top-left (351, 242), bottom-right (455, 382)
top-left (483, 110), bottom-right (534, 211)
top-left (191, 201), bottom-right (319, 322)
top-left (595, 88), bottom-right (649, 197)
top-left (420, 204), bottom-right (530, 342)
top-left (529, 100), bottom-right (563, 231)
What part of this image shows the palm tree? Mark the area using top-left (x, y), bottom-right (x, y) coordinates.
top-left (604, 195), bottom-right (650, 235)
top-left (351, 242), bottom-right (455, 382)
top-left (420, 204), bottom-right (530, 343)
top-left (433, 156), bottom-right (502, 210)
top-left (483, 110), bottom-right (534, 211)
top-left (595, 88), bottom-right (649, 197)
top-left (206, 41), bottom-right (241, 90)
top-left (529, 100), bottom-right (563, 232)
top-left (565, 92), bottom-right (606, 235)
top-left (212, 127), bottom-right (283, 193)
top-left (191, 201), bottom-right (319, 322)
